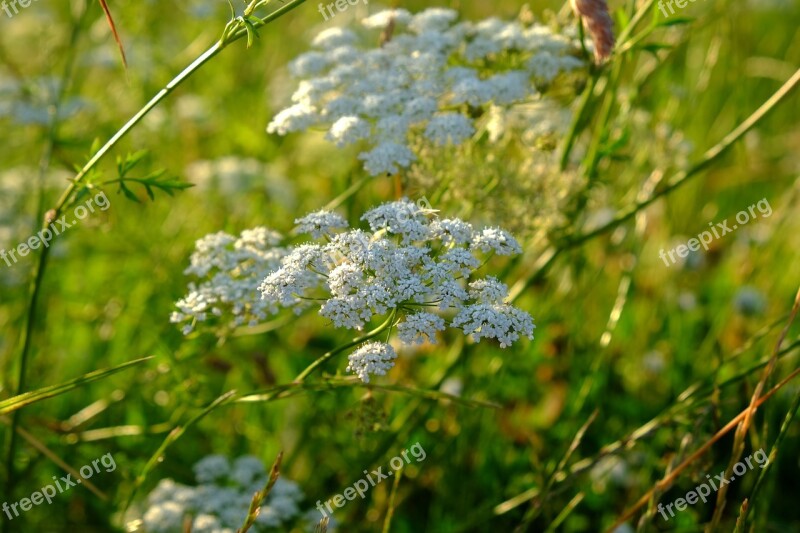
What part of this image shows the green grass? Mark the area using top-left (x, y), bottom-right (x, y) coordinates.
top-left (1, 0), bottom-right (799, 531)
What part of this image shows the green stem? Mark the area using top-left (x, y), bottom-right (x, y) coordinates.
top-left (736, 385), bottom-right (800, 531)
top-left (293, 313), bottom-right (396, 383)
top-left (53, 0), bottom-right (308, 219)
top-left (382, 466), bottom-right (403, 533)
top-left (52, 40), bottom-right (225, 218)
top-left (560, 74), bottom-right (598, 171)
top-left (3, 4), bottom-right (88, 515)
top-left (582, 58), bottom-right (623, 180)
top-left (127, 312), bottom-right (396, 512)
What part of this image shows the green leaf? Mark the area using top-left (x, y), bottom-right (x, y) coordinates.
top-left (90, 137), bottom-right (103, 155)
top-left (615, 8), bottom-right (631, 31)
top-left (638, 42), bottom-right (673, 57)
top-left (244, 18), bottom-right (257, 48)
top-left (119, 181), bottom-right (141, 203)
top-left (0, 357), bottom-right (152, 416)
top-left (657, 16), bottom-right (695, 27)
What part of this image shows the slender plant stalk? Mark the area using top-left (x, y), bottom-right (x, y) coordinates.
top-left (512, 68), bottom-right (799, 304)
top-left (293, 313), bottom-right (396, 383)
top-left (514, 410), bottom-right (598, 530)
top-left (582, 57), bottom-right (624, 179)
top-left (709, 286), bottom-right (800, 529)
top-left (3, 3), bottom-right (90, 513)
top-left (567, 67), bottom-right (800, 249)
top-left (607, 367), bottom-right (800, 531)
top-left (238, 451), bottom-right (283, 533)
top-left (382, 466), bottom-right (403, 533)
top-left (735, 378), bottom-right (800, 531)
top-left (559, 74), bottom-right (598, 170)
top-left (487, 337), bottom-right (800, 525)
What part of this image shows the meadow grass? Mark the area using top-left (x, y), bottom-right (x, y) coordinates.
top-left (1, 0), bottom-right (799, 531)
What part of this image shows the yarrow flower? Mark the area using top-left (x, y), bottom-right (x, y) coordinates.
top-left (134, 455), bottom-right (319, 533)
top-left (171, 228), bottom-right (288, 334)
top-left (397, 312), bottom-right (446, 345)
top-left (174, 200), bottom-right (534, 383)
top-left (267, 8), bottom-right (588, 176)
top-left (294, 210), bottom-right (348, 238)
top-left (253, 199), bottom-right (535, 382)
top-left (346, 341), bottom-right (398, 383)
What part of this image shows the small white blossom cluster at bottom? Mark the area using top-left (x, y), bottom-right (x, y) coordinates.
top-left (133, 455), bottom-right (335, 533)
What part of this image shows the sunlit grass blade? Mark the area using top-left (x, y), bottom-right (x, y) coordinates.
top-left (0, 356), bottom-right (152, 416)
top-left (237, 378), bottom-right (501, 409)
top-left (238, 451), bottom-right (283, 533)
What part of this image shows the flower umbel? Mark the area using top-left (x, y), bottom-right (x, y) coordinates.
top-left (255, 199), bottom-right (535, 382)
top-left (346, 341), bottom-right (398, 383)
top-left (171, 228), bottom-right (288, 334)
top-left (174, 200), bottom-right (534, 383)
top-left (267, 8), bottom-right (588, 176)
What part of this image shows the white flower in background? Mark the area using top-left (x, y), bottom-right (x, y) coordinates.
top-left (184, 157), bottom-right (295, 205)
top-left (142, 501), bottom-right (186, 533)
top-left (254, 199), bottom-right (534, 382)
top-left (267, 8), bottom-right (587, 176)
top-left (311, 27), bottom-right (358, 48)
top-left (229, 455), bottom-right (267, 488)
top-left (357, 142), bottom-right (416, 176)
top-left (361, 8), bottom-right (413, 29)
top-left (424, 113), bottom-right (475, 145)
top-left (294, 210), bottom-right (348, 238)
top-left (135, 455), bottom-right (321, 533)
top-left (326, 116), bottom-right (371, 147)
top-left (0, 76), bottom-right (92, 125)
top-left (193, 455), bottom-right (230, 484)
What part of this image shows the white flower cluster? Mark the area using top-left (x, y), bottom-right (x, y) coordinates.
top-left (258, 199), bottom-right (535, 383)
top-left (346, 341), bottom-right (398, 383)
top-left (171, 228), bottom-right (288, 334)
top-left (267, 8), bottom-right (586, 176)
top-left (184, 157), bottom-right (291, 199)
top-left (136, 455), bottom-right (309, 533)
top-left (0, 76), bottom-right (90, 125)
